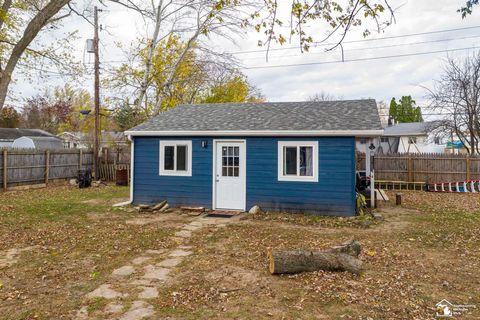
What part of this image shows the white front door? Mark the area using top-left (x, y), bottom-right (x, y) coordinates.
top-left (214, 141), bottom-right (246, 211)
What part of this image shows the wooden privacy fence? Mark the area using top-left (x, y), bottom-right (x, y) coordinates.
top-left (0, 147), bottom-right (130, 190)
top-left (357, 152), bottom-right (480, 183)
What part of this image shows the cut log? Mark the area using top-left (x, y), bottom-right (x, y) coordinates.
top-left (180, 206), bottom-right (205, 212)
top-left (152, 200), bottom-right (167, 211)
top-left (267, 239), bottom-right (363, 275)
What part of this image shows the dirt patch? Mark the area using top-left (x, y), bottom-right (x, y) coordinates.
top-left (126, 213), bottom-right (188, 226)
top-left (81, 199), bottom-right (105, 205)
top-left (0, 246), bottom-right (39, 268)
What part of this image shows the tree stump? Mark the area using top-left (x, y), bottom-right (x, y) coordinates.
top-left (267, 239), bottom-right (363, 275)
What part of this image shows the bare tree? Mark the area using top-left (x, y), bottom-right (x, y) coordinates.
top-left (308, 91), bottom-right (341, 101)
top-left (426, 53), bottom-right (480, 155)
top-left (0, 0), bottom-right (87, 110)
top-left (107, 0), bottom-right (254, 115)
top-left (0, 0), bottom-right (79, 109)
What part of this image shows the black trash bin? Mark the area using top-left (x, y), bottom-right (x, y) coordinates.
top-left (78, 169), bottom-right (92, 188)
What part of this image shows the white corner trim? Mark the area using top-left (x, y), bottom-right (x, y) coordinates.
top-left (129, 136), bottom-right (134, 204)
top-left (278, 141), bottom-right (319, 182)
top-left (125, 129), bottom-right (384, 137)
top-left (159, 140), bottom-right (192, 176)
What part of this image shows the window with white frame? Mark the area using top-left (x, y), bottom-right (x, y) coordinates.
top-left (159, 140), bottom-right (192, 176)
top-left (278, 141), bottom-right (318, 182)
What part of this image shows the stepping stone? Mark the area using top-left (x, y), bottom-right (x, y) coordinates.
top-left (112, 265), bottom-right (135, 277)
top-left (183, 224), bottom-right (201, 231)
top-left (145, 249), bottom-right (166, 255)
top-left (189, 221), bottom-right (203, 227)
top-left (105, 302), bottom-right (124, 314)
top-left (156, 257), bottom-right (183, 268)
top-left (142, 265), bottom-right (170, 281)
top-left (130, 279), bottom-right (154, 286)
top-left (174, 230), bottom-right (192, 238)
top-left (86, 284), bottom-right (125, 299)
top-left (169, 249), bottom-right (193, 258)
top-left (75, 306), bottom-right (88, 320)
top-left (132, 256), bottom-right (151, 265)
top-left (119, 301), bottom-right (154, 320)
top-left (138, 286), bottom-right (159, 299)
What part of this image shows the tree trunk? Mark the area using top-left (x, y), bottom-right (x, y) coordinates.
top-left (0, 0), bottom-right (70, 110)
top-left (267, 239), bottom-right (363, 275)
top-left (135, 0), bottom-right (163, 112)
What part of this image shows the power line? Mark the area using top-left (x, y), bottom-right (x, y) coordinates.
top-left (231, 25), bottom-right (480, 55)
top-left (242, 46), bottom-right (480, 70)
top-left (240, 34), bottom-right (480, 62)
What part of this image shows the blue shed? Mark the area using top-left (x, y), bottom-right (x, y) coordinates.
top-left (125, 100), bottom-right (383, 216)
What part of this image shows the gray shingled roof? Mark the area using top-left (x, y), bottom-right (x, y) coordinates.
top-left (383, 122), bottom-right (437, 136)
top-left (0, 128), bottom-right (54, 140)
top-left (127, 100), bottom-right (382, 133)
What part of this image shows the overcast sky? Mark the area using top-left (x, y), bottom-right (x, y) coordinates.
top-left (10, 0), bottom-right (480, 121)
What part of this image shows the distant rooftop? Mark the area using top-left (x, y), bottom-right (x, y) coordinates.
top-left (0, 128), bottom-right (54, 141)
top-left (383, 122), bottom-right (437, 136)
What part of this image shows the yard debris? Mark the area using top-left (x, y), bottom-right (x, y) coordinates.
top-left (180, 206), bottom-right (205, 213)
top-left (372, 212), bottom-right (384, 221)
top-left (267, 239), bottom-right (363, 275)
top-left (152, 201), bottom-right (167, 211)
top-left (248, 205), bottom-right (262, 214)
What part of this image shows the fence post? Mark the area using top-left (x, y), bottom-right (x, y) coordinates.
top-left (79, 149), bottom-right (83, 169)
top-left (3, 149), bottom-right (7, 191)
top-left (407, 156), bottom-right (413, 182)
top-left (45, 150), bottom-right (50, 185)
top-left (466, 156), bottom-right (470, 181)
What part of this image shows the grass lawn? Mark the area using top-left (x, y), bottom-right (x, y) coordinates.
top-left (0, 185), bottom-right (183, 319)
top-left (1, 186), bottom-right (479, 319)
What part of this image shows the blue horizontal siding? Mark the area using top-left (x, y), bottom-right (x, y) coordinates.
top-left (132, 137), bottom-right (212, 207)
top-left (132, 136), bottom-right (356, 216)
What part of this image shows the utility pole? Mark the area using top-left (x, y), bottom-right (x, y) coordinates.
top-left (93, 6), bottom-right (100, 180)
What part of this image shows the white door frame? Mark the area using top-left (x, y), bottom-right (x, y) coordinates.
top-left (212, 139), bottom-right (247, 211)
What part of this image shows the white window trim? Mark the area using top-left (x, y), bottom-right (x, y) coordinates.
top-left (159, 140), bottom-right (192, 176)
top-left (278, 141), bottom-right (318, 182)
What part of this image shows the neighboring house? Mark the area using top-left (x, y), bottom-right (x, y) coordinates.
top-left (445, 140), bottom-right (468, 154)
top-left (0, 128), bottom-right (59, 149)
top-left (57, 131), bottom-right (87, 149)
top-left (58, 131), bottom-right (128, 149)
top-left (356, 121), bottom-right (445, 154)
top-left (125, 100), bottom-right (383, 216)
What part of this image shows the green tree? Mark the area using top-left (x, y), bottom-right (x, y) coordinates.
top-left (389, 96), bottom-right (423, 123)
top-left (199, 74), bottom-right (264, 104)
top-left (113, 101), bottom-right (144, 131)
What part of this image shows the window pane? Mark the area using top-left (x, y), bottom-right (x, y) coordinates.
top-left (164, 146), bottom-right (174, 170)
top-left (222, 147), bottom-right (227, 156)
top-left (222, 167), bottom-right (227, 176)
top-left (284, 147), bottom-right (297, 175)
top-left (300, 146), bottom-right (313, 176)
top-left (233, 156), bottom-right (239, 166)
top-left (228, 157), bottom-right (234, 166)
top-left (233, 167), bottom-right (239, 177)
top-left (176, 145), bottom-right (187, 171)
top-left (234, 147), bottom-right (239, 156)
top-left (228, 167), bottom-right (233, 176)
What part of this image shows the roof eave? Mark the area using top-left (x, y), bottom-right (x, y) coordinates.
top-left (125, 129), bottom-right (384, 137)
